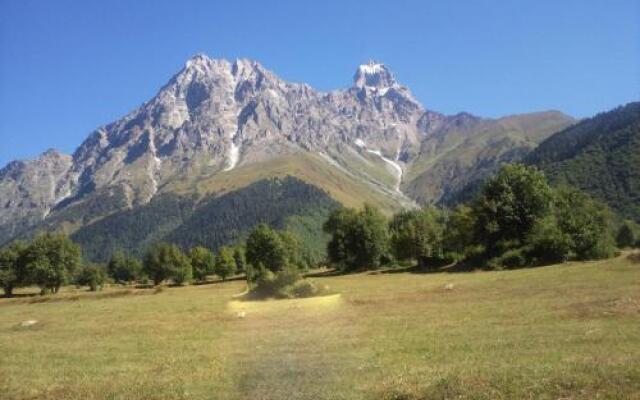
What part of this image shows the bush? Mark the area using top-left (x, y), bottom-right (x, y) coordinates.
top-left (487, 247), bottom-right (530, 270)
top-left (75, 264), bottom-right (107, 291)
top-left (527, 215), bottom-right (572, 265)
top-left (251, 268), bottom-right (323, 299)
top-left (286, 279), bottom-right (319, 298)
top-left (554, 187), bottom-right (617, 260)
top-left (616, 220), bottom-right (639, 249)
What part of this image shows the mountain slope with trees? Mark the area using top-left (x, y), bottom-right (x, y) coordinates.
top-left (526, 102), bottom-right (640, 222)
top-left (71, 176), bottom-right (339, 262)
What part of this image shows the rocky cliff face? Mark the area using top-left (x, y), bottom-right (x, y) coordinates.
top-left (0, 54), bottom-right (575, 244)
top-left (0, 150), bottom-right (73, 239)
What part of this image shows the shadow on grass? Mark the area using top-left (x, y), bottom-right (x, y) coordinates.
top-left (307, 260), bottom-right (478, 278)
top-left (233, 289), bottom-right (338, 302)
top-left (0, 293), bottom-right (39, 299)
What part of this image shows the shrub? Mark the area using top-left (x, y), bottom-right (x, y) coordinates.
top-left (527, 215), bottom-right (572, 265)
top-left (487, 247), bottom-right (530, 270)
top-left (75, 264), bottom-right (107, 291)
top-left (616, 220), bottom-right (639, 249)
top-left (286, 279), bottom-right (319, 298)
top-left (251, 268), bottom-right (322, 299)
top-left (554, 187), bottom-right (617, 260)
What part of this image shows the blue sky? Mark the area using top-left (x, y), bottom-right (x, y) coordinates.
top-left (0, 0), bottom-right (638, 166)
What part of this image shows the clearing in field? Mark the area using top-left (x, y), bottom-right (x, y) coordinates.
top-left (1, 254), bottom-right (639, 399)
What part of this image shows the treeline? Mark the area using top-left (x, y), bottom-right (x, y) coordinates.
top-left (0, 222), bottom-right (319, 298)
top-left (0, 233), bottom-right (247, 296)
top-left (324, 164), bottom-right (640, 272)
top-left (2, 164), bottom-right (639, 297)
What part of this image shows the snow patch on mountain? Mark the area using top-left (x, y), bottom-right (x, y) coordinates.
top-left (224, 109), bottom-right (243, 171)
top-left (354, 139), bottom-right (403, 193)
top-left (359, 63), bottom-right (384, 75)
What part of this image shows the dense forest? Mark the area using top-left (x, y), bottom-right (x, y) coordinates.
top-left (164, 176), bottom-right (338, 263)
top-left (72, 177), bottom-right (339, 263)
top-left (526, 102), bottom-right (640, 222)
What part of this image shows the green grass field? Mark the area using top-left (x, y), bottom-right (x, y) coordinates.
top-left (1, 254), bottom-right (639, 399)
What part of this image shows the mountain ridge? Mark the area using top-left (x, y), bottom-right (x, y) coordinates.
top-left (0, 54), bottom-right (575, 248)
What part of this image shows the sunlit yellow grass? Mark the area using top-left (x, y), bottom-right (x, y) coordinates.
top-left (1, 253), bottom-right (639, 399)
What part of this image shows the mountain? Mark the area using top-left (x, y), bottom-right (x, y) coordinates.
top-left (0, 54), bottom-right (574, 258)
top-left (527, 102), bottom-right (640, 222)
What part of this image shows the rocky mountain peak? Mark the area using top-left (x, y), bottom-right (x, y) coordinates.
top-left (0, 53), bottom-right (577, 248)
top-left (40, 148), bottom-right (69, 161)
top-left (353, 61), bottom-right (397, 90)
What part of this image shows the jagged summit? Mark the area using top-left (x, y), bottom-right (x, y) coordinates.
top-left (181, 54), bottom-right (265, 78)
top-left (353, 61), bottom-right (397, 90)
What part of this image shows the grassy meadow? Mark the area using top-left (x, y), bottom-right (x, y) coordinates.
top-left (1, 253), bottom-right (639, 399)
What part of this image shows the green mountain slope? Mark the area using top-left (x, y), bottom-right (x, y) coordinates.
top-left (526, 102), bottom-right (640, 222)
top-left (71, 177), bottom-right (339, 262)
top-left (405, 111), bottom-right (575, 205)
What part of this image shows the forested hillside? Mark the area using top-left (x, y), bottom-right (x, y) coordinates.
top-left (72, 177), bottom-right (339, 262)
top-left (526, 102), bottom-right (640, 222)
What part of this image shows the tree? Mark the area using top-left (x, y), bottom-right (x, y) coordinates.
top-left (553, 187), bottom-right (616, 260)
top-left (474, 164), bottom-right (554, 256)
top-left (233, 247), bottom-right (246, 273)
top-left (526, 215), bottom-right (572, 265)
top-left (23, 233), bottom-right (81, 294)
top-left (323, 208), bottom-right (359, 268)
top-left (616, 220), bottom-right (639, 249)
top-left (442, 205), bottom-right (480, 261)
top-left (75, 263), bottom-right (107, 291)
top-left (324, 204), bottom-right (389, 271)
top-left (189, 246), bottom-right (215, 282)
top-left (278, 230), bottom-right (305, 268)
top-left (107, 251), bottom-right (142, 284)
top-left (0, 241), bottom-right (28, 296)
top-left (246, 224), bottom-right (288, 273)
top-left (389, 208), bottom-right (444, 268)
top-left (214, 246), bottom-right (236, 281)
top-left (143, 243), bottom-right (191, 285)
